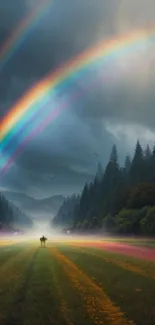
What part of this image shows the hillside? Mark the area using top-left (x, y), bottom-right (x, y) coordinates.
top-left (0, 192), bottom-right (32, 230)
top-left (52, 141), bottom-right (155, 236)
top-left (3, 191), bottom-right (65, 220)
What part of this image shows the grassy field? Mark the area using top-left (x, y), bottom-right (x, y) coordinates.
top-left (0, 239), bottom-right (155, 324)
top-left (100, 236), bottom-right (155, 248)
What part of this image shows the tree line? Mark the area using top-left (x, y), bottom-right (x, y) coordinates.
top-left (0, 192), bottom-right (32, 230)
top-left (52, 141), bottom-right (155, 235)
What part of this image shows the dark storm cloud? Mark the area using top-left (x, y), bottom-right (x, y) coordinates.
top-left (14, 0), bottom-right (155, 79)
top-left (0, 0), bottom-right (114, 115)
top-left (0, 77), bottom-right (35, 118)
top-left (0, 1), bottom-right (27, 31)
top-left (0, 107), bottom-right (115, 198)
top-left (75, 77), bottom-right (155, 129)
top-left (15, 110), bottom-right (113, 174)
top-left (0, 0), bottom-right (116, 80)
top-left (1, 0), bottom-right (155, 201)
top-left (1, 0), bottom-right (155, 96)
top-left (1, 0), bottom-right (155, 77)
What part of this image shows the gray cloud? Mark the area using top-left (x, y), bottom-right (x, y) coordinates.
top-left (0, 0), bottom-right (155, 205)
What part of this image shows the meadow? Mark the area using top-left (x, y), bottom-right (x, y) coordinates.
top-left (0, 237), bottom-right (155, 325)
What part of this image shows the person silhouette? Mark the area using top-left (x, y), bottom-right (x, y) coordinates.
top-left (40, 235), bottom-right (47, 247)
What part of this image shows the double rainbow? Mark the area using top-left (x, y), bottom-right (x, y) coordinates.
top-left (0, 27), bottom-right (154, 177)
top-left (0, 0), bottom-right (53, 71)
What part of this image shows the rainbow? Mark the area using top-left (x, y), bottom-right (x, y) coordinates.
top-left (0, 0), bottom-right (53, 71)
top-left (0, 27), bottom-right (154, 176)
top-left (0, 71), bottom-right (106, 176)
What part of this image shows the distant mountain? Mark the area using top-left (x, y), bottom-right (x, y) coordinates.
top-left (0, 192), bottom-right (32, 230)
top-left (3, 191), bottom-right (65, 220)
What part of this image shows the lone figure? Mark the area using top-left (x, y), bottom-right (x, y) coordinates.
top-left (40, 235), bottom-right (47, 247)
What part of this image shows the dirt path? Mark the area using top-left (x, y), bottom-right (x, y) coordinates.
top-left (79, 241), bottom-right (155, 261)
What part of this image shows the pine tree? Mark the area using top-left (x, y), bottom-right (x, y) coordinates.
top-left (143, 144), bottom-right (152, 182)
top-left (110, 144), bottom-right (118, 163)
top-left (149, 144), bottom-right (155, 182)
top-left (96, 162), bottom-right (103, 181)
top-left (124, 155), bottom-right (131, 173)
top-left (100, 145), bottom-right (120, 216)
top-left (129, 140), bottom-right (144, 184)
top-left (52, 140), bottom-right (155, 233)
top-left (79, 183), bottom-right (89, 221)
top-left (133, 140), bottom-right (143, 161)
top-left (145, 144), bottom-right (151, 160)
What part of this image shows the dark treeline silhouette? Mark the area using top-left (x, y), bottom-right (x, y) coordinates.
top-left (0, 192), bottom-right (32, 231)
top-left (53, 194), bottom-right (80, 228)
top-left (52, 141), bottom-right (155, 236)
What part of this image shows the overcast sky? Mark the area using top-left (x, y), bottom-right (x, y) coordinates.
top-left (0, 0), bottom-right (155, 199)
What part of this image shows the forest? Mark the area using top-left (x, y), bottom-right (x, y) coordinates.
top-left (0, 192), bottom-right (32, 231)
top-left (53, 141), bottom-right (155, 235)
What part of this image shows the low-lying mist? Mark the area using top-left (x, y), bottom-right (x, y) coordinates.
top-left (0, 220), bottom-right (108, 243)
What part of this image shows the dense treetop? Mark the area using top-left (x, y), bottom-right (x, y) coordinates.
top-left (52, 141), bottom-right (155, 235)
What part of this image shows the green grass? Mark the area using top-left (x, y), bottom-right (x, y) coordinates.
top-left (0, 241), bottom-right (155, 324)
top-left (0, 244), bottom-right (95, 325)
top-left (58, 244), bottom-right (155, 325)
